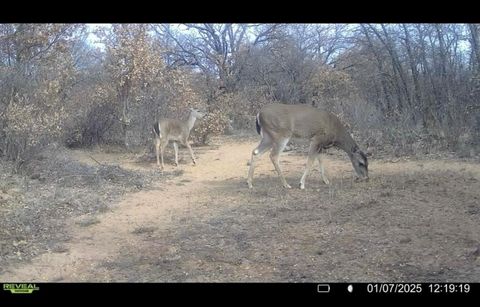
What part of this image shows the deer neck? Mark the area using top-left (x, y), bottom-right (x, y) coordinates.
top-left (337, 132), bottom-right (358, 157)
top-left (187, 114), bottom-right (197, 132)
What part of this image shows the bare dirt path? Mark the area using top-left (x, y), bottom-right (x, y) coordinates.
top-left (1, 138), bottom-right (258, 281)
top-left (2, 136), bottom-right (480, 282)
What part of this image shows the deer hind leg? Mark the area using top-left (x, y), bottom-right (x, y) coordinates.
top-left (173, 142), bottom-right (179, 166)
top-left (247, 133), bottom-right (273, 189)
top-left (269, 136), bottom-right (291, 189)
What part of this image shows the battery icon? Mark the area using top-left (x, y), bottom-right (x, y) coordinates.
top-left (317, 284), bottom-right (330, 293)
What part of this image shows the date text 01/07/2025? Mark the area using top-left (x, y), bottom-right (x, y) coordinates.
top-left (365, 283), bottom-right (471, 294)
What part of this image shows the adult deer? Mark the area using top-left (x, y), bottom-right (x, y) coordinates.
top-left (247, 103), bottom-right (368, 189)
top-left (153, 108), bottom-right (205, 170)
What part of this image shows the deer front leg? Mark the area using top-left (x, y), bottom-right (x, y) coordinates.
top-left (316, 154), bottom-right (330, 185)
top-left (299, 153), bottom-right (316, 190)
top-left (185, 142), bottom-right (197, 165)
top-left (173, 142), bottom-right (179, 166)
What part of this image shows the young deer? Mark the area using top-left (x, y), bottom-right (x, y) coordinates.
top-left (247, 103), bottom-right (368, 189)
top-left (153, 108), bottom-right (205, 170)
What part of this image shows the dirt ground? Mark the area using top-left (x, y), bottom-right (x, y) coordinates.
top-left (1, 135), bottom-right (479, 282)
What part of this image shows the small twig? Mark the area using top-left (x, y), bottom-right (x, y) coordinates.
top-left (88, 155), bottom-right (104, 166)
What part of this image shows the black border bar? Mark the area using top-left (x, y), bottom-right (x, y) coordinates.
top-left (1, 282), bottom-right (478, 303)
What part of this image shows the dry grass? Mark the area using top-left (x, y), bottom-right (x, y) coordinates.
top-left (102, 164), bottom-right (479, 282)
top-left (0, 145), bottom-right (178, 274)
top-left (1, 135), bottom-right (479, 282)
